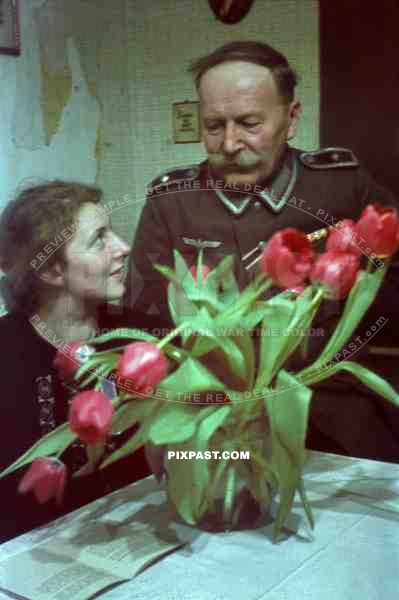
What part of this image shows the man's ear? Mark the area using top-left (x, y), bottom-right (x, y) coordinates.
top-left (286, 99), bottom-right (301, 141)
top-left (39, 262), bottom-right (65, 288)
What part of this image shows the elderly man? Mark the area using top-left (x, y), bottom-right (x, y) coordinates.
top-left (124, 41), bottom-right (399, 461)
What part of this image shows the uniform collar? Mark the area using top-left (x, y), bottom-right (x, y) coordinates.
top-left (208, 148), bottom-right (298, 216)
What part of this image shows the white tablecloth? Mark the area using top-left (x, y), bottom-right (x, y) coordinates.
top-left (0, 451), bottom-right (398, 600)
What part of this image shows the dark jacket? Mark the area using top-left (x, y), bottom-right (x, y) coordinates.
top-left (0, 306), bottom-right (164, 542)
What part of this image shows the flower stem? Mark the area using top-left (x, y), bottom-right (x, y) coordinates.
top-left (311, 287), bottom-right (324, 308)
top-left (157, 322), bottom-right (190, 349)
top-left (366, 259), bottom-right (374, 273)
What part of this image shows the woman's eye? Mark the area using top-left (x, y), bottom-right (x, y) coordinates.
top-left (92, 228), bottom-right (109, 247)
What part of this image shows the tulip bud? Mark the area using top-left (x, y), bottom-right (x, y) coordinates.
top-left (355, 203), bottom-right (399, 258)
top-left (310, 252), bottom-right (360, 299)
top-left (116, 341), bottom-right (168, 395)
top-left (18, 457), bottom-right (67, 505)
top-left (54, 340), bottom-right (95, 381)
top-left (326, 220), bottom-right (362, 256)
top-left (260, 228), bottom-right (314, 290)
top-left (190, 265), bottom-right (210, 282)
top-left (69, 390), bottom-right (114, 444)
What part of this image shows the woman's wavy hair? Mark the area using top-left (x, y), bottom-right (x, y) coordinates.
top-left (0, 180), bottom-right (102, 316)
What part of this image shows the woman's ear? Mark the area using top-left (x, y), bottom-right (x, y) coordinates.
top-left (39, 262), bottom-right (65, 288)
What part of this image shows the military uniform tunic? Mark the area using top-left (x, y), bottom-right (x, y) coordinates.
top-left (124, 146), bottom-right (399, 461)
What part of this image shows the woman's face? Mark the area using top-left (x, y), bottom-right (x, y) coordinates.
top-left (62, 202), bottom-right (130, 307)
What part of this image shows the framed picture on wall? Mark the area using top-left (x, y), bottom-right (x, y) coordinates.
top-left (173, 101), bottom-right (201, 144)
top-left (0, 0), bottom-right (20, 56)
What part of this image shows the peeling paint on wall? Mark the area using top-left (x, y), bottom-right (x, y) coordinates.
top-left (40, 58), bottom-right (72, 145)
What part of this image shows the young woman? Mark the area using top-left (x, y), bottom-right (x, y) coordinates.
top-left (0, 181), bottom-right (166, 541)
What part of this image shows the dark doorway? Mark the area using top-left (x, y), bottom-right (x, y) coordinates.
top-left (319, 0), bottom-right (399, 197)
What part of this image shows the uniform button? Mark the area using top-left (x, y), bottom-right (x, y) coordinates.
top-left (187, 169), bottom-right (196, 177)
top-left (254, 201), bottom-right (261, 209)
top-left (161, 175), bottom-right (169, 183)
top-left (331, 153), bottom-right (340, 161)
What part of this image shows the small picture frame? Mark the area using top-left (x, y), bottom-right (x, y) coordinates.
top-left (0, 0), bottom-right (20, 56)
top-left (172, 101), bottom-right (201, 144)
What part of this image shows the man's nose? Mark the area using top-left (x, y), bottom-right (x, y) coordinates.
top-left (222, 122), bottom-right (244, 155)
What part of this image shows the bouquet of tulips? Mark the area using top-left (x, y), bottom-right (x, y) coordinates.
top-left (2, 204), bottom-right (399, 541)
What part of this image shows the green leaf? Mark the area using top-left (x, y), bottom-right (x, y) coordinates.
top-left (218, 273), bottom-right (271, 323)
top-left (168, 249), bottom-right (220, 316)
top-left (156, 356), bottom-right (226, 400)
top-left (165, 249), bottom-right (227, 328)
top-left (264, 370), bottom-right (313, 541)
top-left (100, 423), bottom-right (150, 469)
top-left (297, 477), bottom-right (314, 529)
top-left (223, 466), bottom-right (237, 524)
top-left (269, 287), bottom-right (322, 378)
top-left (299, 267), bottom-right (387, 381)
top-left (78, 361), bottom-right (116, 389)
top-left (197, 405), bottom-right (231, 448)
top-left (165, 405), bottom-right (230, 524)
top-left (165, 444), bottom-right (201, 524)
top-left (206, 254), bottom-right (235, 285)
top-left (167, 280), bottom-right (198, 329)
top-left (149, 403), bottom-right (197, 444)
top-left (0, 424), bottom-right (76, 479)
top-left (86, 441), bottom-right (106, 470)
top-left (100, 399), bottom-right (161, 469)
top-left (255, 296), bottom-right (297, 389)
top-left (203, 254), bottom-right (239, 312)
top-left (189, 314), bottom-right (248, 386)
top-left (207, 457), bottom-right (229, 506)
top-left (145, 442), bottom-right (167, 481)
top-left (232, 327), bottom-right (255, 390)
top-left (110, 398), bottom-right (159, 434)
top-left (241, 300), bottom-right (277, 330)
top-left (212, 256), bottom-right (240, 311)
top-left (302, 360), bottom-right (399, 406)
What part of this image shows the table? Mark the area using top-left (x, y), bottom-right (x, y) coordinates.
top-left (0, 451), bottom-right (398, 600)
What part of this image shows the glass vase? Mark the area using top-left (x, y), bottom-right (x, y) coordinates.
top-left (162, 417), bottom-right (275, 532)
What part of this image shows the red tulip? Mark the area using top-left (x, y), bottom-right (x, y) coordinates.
top-left (326, 219), bottom-right (362, 256)
top-left (190, 264), bottom-right (210, 282)
top-left (260, 228), bottom-right (314, 290)
top-left (18, 457), bottom-right (67, 505)
top-left (355, 203), bottom-right (399, 258)
top-left (310, 252), bottom-right (360, 299)
top-left (116, 341), bottom-right (168, 395)
top-left (54, 340), bottom-right (95, 381)
top-left (69, 390), bottom-right (114, 444)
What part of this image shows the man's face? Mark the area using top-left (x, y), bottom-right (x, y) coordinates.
top-left (199, 61), bottom-right (301, 189)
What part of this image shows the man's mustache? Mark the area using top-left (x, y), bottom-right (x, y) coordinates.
top-left (208, 151), bottom-right (266, 171)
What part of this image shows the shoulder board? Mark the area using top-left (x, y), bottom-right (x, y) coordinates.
top-left (299, 147), bottom-right (359, 169)
top-left (148, 165), bottom-right (200, 191)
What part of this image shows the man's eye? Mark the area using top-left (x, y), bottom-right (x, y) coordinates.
top-left (205, 122), bottom-right (222, 133)
top-left (242, 121), bottom-right (260, 129)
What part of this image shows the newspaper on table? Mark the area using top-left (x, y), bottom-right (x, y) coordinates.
top-left (0, 519), bottom-right (184, 600)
